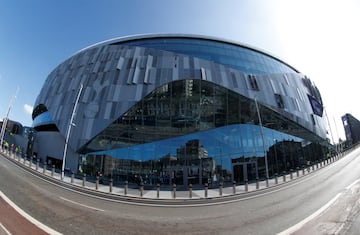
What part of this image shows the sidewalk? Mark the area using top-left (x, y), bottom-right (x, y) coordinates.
top-left (0, 148), bottom-right (344, 201)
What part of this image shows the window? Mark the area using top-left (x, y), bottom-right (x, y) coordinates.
top-left (247, 74), bottom-right (259, 90)
top-left (274, 94), bottom-right (285, 109)
top-left (311, 114), bottom-right (316, 126)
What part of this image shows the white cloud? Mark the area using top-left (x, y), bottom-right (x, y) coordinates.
top-left (23, 104), bottom-right (33, 116)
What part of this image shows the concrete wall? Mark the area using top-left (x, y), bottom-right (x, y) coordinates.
top-left (32, 131), bottom-right (79, 173)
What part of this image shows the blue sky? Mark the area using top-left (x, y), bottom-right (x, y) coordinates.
top-left (1, 0), bottom-right (359, 141)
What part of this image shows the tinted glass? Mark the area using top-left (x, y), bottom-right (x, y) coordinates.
top-left (121, 38), bottom-right (297, 74)
top-left (80, 80), bottom-right (326, 187)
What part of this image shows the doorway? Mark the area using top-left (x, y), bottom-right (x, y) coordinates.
top-left (232, 161), bottom-right (258, 183)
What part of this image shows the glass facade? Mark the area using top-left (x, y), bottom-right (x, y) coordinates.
top-left (32, 35), bottom-right (330, 187)
top-left (80, 79), bottom-right (327, 187)
top-left (120, 38), bottom-right (297, 75)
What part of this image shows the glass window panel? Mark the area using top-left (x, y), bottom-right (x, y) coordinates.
top-left (121, 38), bottom-right (297, 74)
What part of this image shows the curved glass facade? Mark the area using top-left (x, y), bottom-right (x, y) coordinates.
top-left (32, 111), bottom-right (54, 127)
top-left (120, 37), bottom-right (297, 74)
top-left (33, 34), bottom-right (330, 188)
top-left (87, 124), bottom-right (305, 186)
top-left (80, 79), bottom-right (326, 186)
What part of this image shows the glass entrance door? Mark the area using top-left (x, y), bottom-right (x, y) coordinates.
top-left (232, 161), bottom-right (258, 183)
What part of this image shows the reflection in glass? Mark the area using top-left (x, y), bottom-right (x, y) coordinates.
top-left (80, 79), bottom-right (328, 187)
top-left (120, 38), bottom-right (297, 75)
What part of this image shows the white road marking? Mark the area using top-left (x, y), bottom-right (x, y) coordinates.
top-left (0, 191), bottom-right (62, 235)
top-left (0, 223), bottom-right (12, 235)
top-left (277, 192), bottom-right (342, 235)
top-left (277, 177), bottom-right (360, 235)
top-left (346, 179), bottom-right (360, 190)
top-left (59, 196), bottom-right (105, 212)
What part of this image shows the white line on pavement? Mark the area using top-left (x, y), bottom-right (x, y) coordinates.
top-left (59, 196), bottom-right (105, 212)
top-left (0, 223), bottom-right (12, 235)
top-left (277, 193), bottom-right (342, 235)
top-left (0, 191), bottom-right (62, 235)
top-left (346, 179), bottom-right (360, 190)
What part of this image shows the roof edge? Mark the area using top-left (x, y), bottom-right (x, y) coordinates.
top-left (76, 33), bottom-right (300, 73)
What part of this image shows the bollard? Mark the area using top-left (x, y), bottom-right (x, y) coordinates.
top-left (82, 174), bottom-right (86, 187)
top-left (189, 184), bottom-right (193, 199)
top-left (96, 176), bottom-right (99, 190)
top-left (29, 158), bottom-right (32, 168)
top-left (156, 183), bottom-right (160, 198)
top-left (296, 167), bottom-right (299, 177)
top-left (283, 172), bottom-right (286, 182)
top-left (302, 168), bottom-right (305, 175)
top-left (36, 158), bottom-right (39, 171)
top-left (219, 182), bottom-right (223, 196)
top-left (124, 181), bottom-right (128, 195)
top-left (233, 181), bottom-right (236, 194)
top-left (204, 183), bottom-right (208, 198)
top-left (23, 156), bottom-right (26, 164)
top-left (256, 178), bottom-right (259, 189)
top-left (290, 170), bottom-right (293, 180)
top-left (139, 181), bottom-right (144, 197)
top-left (43, 162), bottom-right (47, 174)
top-left (71, 172), bottom-right (74, 184)
top-left (172, 184), bottom-right (176, 199)
top-left (266, 178), bottom-right (269, 188)
top-left (316, 163), bottom-right (319, 169)
top-left (51, 165), bottom-right (55, 177)
top-left (312, 165), bottom-right (314, 171)
top-left (275, 173), bottom-right (278, 184)
top-left (109, 179), bottom-right (113, 193)
top-left (244, 179), bottom-right (248, 192)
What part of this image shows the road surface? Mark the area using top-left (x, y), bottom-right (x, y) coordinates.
top-left (1, 148), bottom-right (360, 234)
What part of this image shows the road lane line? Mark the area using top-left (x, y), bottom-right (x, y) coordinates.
top-left (0, 223), bottom-right (12, 235)
top-left (0, 191), bottom-right (62, 235)
top-left (59, 196), bottom-right (105, 212)
top-left (345, 179), bottom-right (360, 190)
top-left (277, 193), bottom-right (342, 235)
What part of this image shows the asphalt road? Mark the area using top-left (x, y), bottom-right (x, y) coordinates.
top-left (1, 148), bottom-right (360, 235)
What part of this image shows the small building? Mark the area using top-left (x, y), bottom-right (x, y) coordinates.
top-left (342, 113), bottom-right (360, 147)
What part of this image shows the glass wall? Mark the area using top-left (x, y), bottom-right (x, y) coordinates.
top-left (119, 38), bottom-right (297, 74)
top-left (80, 79), bottom-right (327, 187)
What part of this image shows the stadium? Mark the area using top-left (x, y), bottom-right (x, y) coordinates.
top-left (31, 34), bottom-right (330, 187)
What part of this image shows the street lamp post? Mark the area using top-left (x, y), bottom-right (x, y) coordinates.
top-left (254, 98), bottom-right (269, 180)
top-left (61, 84), bottom-right (83, 180)
top-left (0, 87), bottom-right (19, 149)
